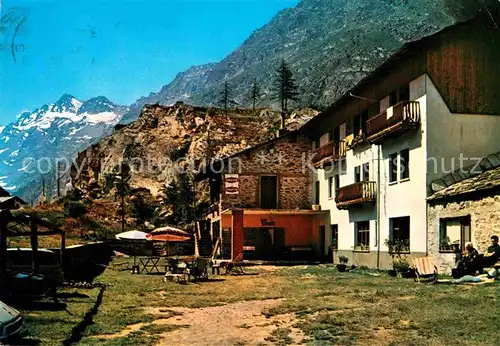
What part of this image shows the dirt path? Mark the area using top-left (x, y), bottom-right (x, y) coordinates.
top-left (95, 299), bottom-right (305, 345)
top-left (154, 299), bottom-right (304, 345)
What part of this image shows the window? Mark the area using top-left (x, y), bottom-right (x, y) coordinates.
top-left (389, 85), bottom-right (410, 106)
top-left (329, 126), bottom-right (340, 143)
top-left (355, 221), bottom-right (370, 251)
top-left (389, 149), bottom-right (410, 184)
top-left (389, 153), bottom-right (398, 183)
top-left (353, 114), bottom-right (361, 137)
top-left (334, 175), bottom-right (340, 193)
top-left (313, 138), bottom-right (320, 149)
top-left (360, 109), bottom-right (368, 134)
top-left (331, 224), bottom-right (339, 250)
top-left (389, 89), bottom-right (398, 106)
top-left (389, 217), bottom-right (410, 253)
top-left (354, 166), bottom-right (361, 183)
top-left (260, 176), bottom-right (278, 209)
top-left (328, 176), bottom-right (334, 199)
top-left (368, 102), bottom-right (380, 117)
top-left (400, 149), bottom-right (410, 180)
top-left (362, 162), bottom-right (370, 181)
top-left (314, 181), bottom-right (320, 205)
top-left (439, 216), bottom-right (471, 252)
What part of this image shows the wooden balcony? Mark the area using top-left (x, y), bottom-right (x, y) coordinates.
top-left (335, 181), bottom-right (376, 209)
top-left (366, 101), bottom-right (420, 144)
top-left (311, 141), bottom-right (346, 168)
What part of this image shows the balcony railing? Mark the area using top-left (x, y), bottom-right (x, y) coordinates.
top-left (366, 101), bottom-right (420, 143)
top-left (335, 181), bottom-right (376, 209)
top-left (311, 140), bottom-right (346, 168)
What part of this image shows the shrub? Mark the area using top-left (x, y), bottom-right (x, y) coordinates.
top-left (64, 201), bottom-right (87, 218)
top-left (339, 255), bottom-right (349, 264)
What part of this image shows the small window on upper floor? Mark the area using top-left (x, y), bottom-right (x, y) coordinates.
top-left (313, 138), bottom-right (320, 149)
top-left (354, 166), bottom-right (361, 183)
top-left (400, 149), bottom-right (410, 180)
top-left (389, 153), bottom-right (398, 183)
top-left (390, 85), bottom-right (410, 106)
top-left (390, 89), bottom-right (398, 106)
top-left (362, 162), bottom-right (370, 181)
top-left (399, 84), bottom-right (410, 102)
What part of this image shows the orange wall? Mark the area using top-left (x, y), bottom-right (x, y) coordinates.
top-left (221, 213), bottom-right (316, 246)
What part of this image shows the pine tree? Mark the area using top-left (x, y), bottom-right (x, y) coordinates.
top-left (218, 81), bottom-right (236, 115)
top-left (273, 60), bottom-right (300, 112)
top-left (250, 78), bottom-right (261, 110)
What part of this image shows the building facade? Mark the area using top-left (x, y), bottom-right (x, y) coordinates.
top-left (428, 161), bottom-right (500, 273)
top-left (302, 16), bottom-right (500, 268)
top-left (196, 131), bottom-right (327, 261)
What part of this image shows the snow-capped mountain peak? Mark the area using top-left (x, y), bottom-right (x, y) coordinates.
top-left (0, 94), bottom-right (129, 202)
top-left (50, 94), bottom-right (82, 113)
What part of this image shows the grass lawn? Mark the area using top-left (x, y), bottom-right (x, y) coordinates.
top-left (15, 262), bottom-right (500, 345)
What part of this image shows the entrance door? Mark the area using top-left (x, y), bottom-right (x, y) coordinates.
top-left (260, 176), bottom-right (278, 209)
top-left (319, 225), bottom-right (326, 259)
top-left (273, 228), bottom-right (285, 260)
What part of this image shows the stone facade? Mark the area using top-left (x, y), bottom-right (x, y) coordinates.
top-left (219, 133), bottom-right (313, 210)
top-left (428, 190), bottom-right (500, 273)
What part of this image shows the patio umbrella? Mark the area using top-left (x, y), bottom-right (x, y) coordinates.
top-left (115, 230), bottom-right (148, 269)
top-left (115, 230), bottom-right (148, 241)
top-left (151, 226), bottom-right (190, 236)
top-left (147, 227), bottom-right (191, 257)
top-left (146, 233), bottom-right (191, 242)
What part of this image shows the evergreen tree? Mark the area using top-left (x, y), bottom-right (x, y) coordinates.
top-left (250, 78), bottom-right (261, 110)
top-left (273, 60), bottom-right (299, 112)
top-left (218, 81), bottom-right (236, 115)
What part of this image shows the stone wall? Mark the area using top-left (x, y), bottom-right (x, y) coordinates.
top-left (220, 133), bottom-right (313, 210)
top-left (428, 191), bottom-right (500, 273)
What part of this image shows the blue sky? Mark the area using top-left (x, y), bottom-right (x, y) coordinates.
top-left (0, 0), bottom-right (298, 125)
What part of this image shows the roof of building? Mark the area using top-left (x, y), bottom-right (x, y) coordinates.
top-left (0, 196), bottom-right (27, 205)
top-left (300, 16), bottom-right (481, 134)
top-left (0, 187), bottom-right (11, 198)
top-left (428, 165), bottom-right (500, 201)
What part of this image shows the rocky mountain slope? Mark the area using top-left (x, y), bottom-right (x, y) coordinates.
top-left (0, 94), bottom-right (128, 203)
top-left (72, 104), bottom-right (318, 199)
top-left (119, 0), bottom-right (495, 124)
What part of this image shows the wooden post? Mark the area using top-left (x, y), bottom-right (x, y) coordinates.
top-left (30, 217), bottom-right (40, 275)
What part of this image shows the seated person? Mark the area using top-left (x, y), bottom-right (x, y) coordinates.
top-left (474, 235), bottom-right (500, 270)
top-left (455, 242), bottom-right (479, 276)
top-left (485, 235), bottom-right (500, 264)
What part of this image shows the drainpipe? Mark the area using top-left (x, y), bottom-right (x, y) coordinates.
top-left (376, 144), bottom-right (382, 269)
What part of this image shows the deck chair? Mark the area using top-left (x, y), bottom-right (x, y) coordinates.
top-left (224, 253), bottom-right (245, 275)
top-left (413, 256), bottom-right (438, 283)
top-left (188, 257), bottom-right (209, 281)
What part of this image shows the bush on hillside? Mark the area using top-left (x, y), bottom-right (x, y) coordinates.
top-left (64, 201), bottom-right (87, 218)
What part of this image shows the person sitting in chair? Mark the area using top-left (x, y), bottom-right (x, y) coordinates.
top-left (455, 242), bottom-right (479, 276)
top-left (485, 235), bottom-right (500, 264)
